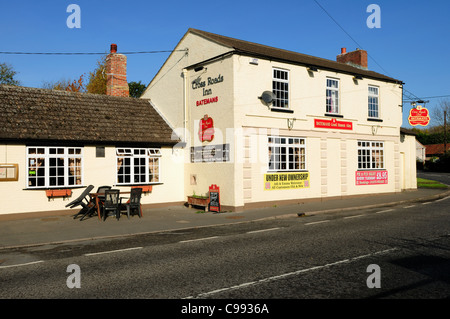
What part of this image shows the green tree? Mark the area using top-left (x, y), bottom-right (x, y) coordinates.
top-left (128, 81), bottom-right (147, 98)
top-left (85, 55), bottom-right (107, 95)
top-left (0, 62), bottom-right (20, 85)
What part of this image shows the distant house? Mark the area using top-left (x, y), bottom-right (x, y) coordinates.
top-left (425, 143), bottom-right (450, 160)
top-left (416, 140), bottom-right (426, 162)
top-left (0, 44), bottom-right (183, 216)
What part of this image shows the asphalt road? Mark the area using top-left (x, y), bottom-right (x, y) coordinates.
top-left (1, 193), bottom-right (449, 308)
top-left (417, 171), bottom-right (450, 185)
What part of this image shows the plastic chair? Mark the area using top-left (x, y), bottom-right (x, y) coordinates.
top-left (122, 187), bottom-right (143, 219)
top-left (66, 185), bottom-right (95, 221)
top-left (102, 189), bottom-right (121, 221)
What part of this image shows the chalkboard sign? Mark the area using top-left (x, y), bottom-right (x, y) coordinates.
top-left (208, 184), bottom-right (220, 212)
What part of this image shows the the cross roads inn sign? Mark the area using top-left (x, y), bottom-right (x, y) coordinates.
top-left (408, 105), bottom-right (430, 126)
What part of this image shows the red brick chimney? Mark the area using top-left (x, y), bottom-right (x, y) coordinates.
top-left (336, 48), bottom-right (368, 70)
top-left (106, 44), bottom-right (129, 97)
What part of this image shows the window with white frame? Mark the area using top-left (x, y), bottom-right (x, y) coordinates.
top-left (26, 146), bottom-right (83, 188)
top-left (368, 86), bottom-right (379, 118)
top-left (272, 68), bottom-right (289, 108)
top-left (326, 78), bottom-right (339, 114)
top-left (116, 148), bottom-right (161, 185)
top-left (268, 137), bottom-right (306, 171)
top-left (357, 141), bottom-right (384, 169)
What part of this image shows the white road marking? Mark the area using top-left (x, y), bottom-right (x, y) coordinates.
top-left (375, 209), bottom-right (394, 214)
top-left (304, 220), bottom-right (330, 225)
top-left (435, 196), bottom-right (450, 202)
top-left (179, 236), bottom-right (219, 243)
top-left (247, 227), bottom-right (280, 234)
top-left (0, 260), bottom-right (44, 269)
top-left (403, 205), bottom-right (416, 208)
top-left (185, 248), bottom-right (397, 298)
top-left (344, 214), bottom-right (364, 219)
top-left (84, 247), bottom-right (143, 256)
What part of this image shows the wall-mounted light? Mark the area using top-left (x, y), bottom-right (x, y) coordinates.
top-left (307, 66), bottom-right (318, 72)
top-left (250, 58), bottom-right (259, 65)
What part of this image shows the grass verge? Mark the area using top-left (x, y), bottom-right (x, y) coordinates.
top-left (417, 178), bottom-right (448, 189)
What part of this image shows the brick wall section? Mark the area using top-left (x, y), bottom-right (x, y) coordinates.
top-left (336, 49), bottom-right (368, 70)
top-left (106, 46), bottom-right (129, 97)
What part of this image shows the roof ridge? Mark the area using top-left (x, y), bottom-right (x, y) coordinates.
top-left (0, 84), bottom-right (149, 101)
top-left (187, 29), bottom-right (401, 83)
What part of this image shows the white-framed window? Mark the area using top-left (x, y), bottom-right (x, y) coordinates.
top-left (368, 85), bottom-right (379, 118)
top-left (116, 148), bottom-right (161, 185)
top-left (268, 136), bottom-right (306, 171)
top-left (326, 78), bottom-right (339, 114)
top-left (357, 141), bottom-right (384, 170)
top-left (26, 146), bottom-right (83, 188)
top-left (272, 68), bottom-right (289, 108)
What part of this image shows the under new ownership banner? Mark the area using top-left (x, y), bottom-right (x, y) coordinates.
top-left (355, 170), bottom-right (388, 185)
top-left (264, 172), bottom-right (310, 190)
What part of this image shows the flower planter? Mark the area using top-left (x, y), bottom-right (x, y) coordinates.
top-left (46, 189), bottom-right (72, 199)
top-left (132, 185), bottom-right (152, 193)
top-left (187, 196), bottom-right (209, 210)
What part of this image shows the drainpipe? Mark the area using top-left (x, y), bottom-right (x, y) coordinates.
top-left (183, 68), bottom-right (188, 144)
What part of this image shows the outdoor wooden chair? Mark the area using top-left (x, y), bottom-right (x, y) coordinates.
top-left (66, 185), bottom-right (95, 221)
top-left (121, 187), bottom-right (143, 219)
top-left (102, 189), bottom-right (121, 221)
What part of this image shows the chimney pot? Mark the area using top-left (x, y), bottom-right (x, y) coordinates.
top-left (110, 44), bottom-right (117, 54)
top-left (106, 44), bottom-right (129, 97)
top-left (336, 48), bottom-right (368, 70)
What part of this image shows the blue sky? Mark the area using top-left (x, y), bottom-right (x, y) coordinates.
top-left (1, 0), bottom-right (449, 128)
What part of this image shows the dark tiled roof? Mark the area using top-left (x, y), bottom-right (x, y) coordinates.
top-left (0, 85), bottom-right (177, 145)
top-left (425, 144), bottom-right (450, 156)
top-left (188, 29), bottom-right (402, 84)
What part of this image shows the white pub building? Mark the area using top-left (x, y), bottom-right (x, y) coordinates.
top-left (143, 29), bottom-right (417, 212)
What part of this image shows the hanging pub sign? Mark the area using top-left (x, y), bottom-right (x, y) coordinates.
top-left (199, 114), bottom-right (215, 142)
top-left (408, 105), bottom-right (430, 126)
top-left (208, 184), bottom-right (220, 212)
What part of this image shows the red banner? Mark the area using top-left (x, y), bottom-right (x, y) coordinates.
top-left (356, 170), bottom-right (388, 185)
top-left (314, 118), bottom-right (352, 130)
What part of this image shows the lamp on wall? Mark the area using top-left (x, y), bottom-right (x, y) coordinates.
top-left (307, 66), bottom-right (318, 72)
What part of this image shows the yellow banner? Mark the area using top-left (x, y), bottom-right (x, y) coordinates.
top-left (264, 172), bottom-right (310, 190)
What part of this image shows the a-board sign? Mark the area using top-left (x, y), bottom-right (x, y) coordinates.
top-left (208, 184), bottom-right (220, 212)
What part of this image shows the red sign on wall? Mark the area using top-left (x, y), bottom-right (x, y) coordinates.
top-left (314, 118), bottom-right (353, 130)
top-left (356, 170), bottom-right (388, 185)
top-left (199, 115), bottom-right (215, 142)
top-left (408, 106), bottom-right (430, 126)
